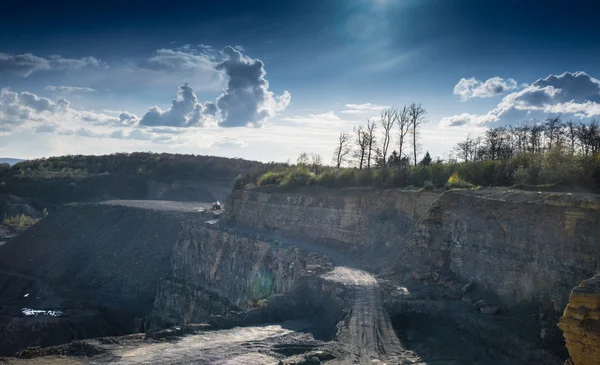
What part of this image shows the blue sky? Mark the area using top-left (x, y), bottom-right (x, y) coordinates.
top-left (1, 0), bottom-right (600, 163)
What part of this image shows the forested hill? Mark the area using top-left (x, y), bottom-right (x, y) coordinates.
top-left (0, 153), bottom-right (266, 205)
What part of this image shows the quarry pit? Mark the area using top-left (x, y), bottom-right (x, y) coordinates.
top-left (0, 187), bottom-right (599, 364)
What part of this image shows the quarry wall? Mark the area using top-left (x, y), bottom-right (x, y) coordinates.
top-left (227, 187), bottom-right (600, 311)
top-left (226, 187), bottom-right (439, 249)
top-left (150, 223), bottom-right (332, 327)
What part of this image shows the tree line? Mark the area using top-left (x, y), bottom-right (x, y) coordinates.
top-left (334, 103), bottom-right (429, 169)
top-left (452, 116), bottom-right (600, 162)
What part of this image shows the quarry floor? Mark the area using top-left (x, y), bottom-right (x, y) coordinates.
top-left (0, 199), bottom-right (566, 365)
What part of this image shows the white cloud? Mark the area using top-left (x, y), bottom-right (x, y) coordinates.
top-left (453, 77), bottom-right (518, 101)
top-left (138, 83), bottom-right (215, 127)
top-left (216, 46), bottom-right (291, 127)
top-left (0, 52), bottom-right (104, 77)
top-left (441, 71), bottom-right (600, 128)
top-left (45, 85), bottom-right (96, 94)
top-left (341, 103), bottom-right (389, 114)
top-left (142, 48), bottom-right (217, 72)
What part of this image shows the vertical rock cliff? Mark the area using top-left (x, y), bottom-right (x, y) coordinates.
top-left (399, 189), bottom-right (600, 311)
top-left (559, 273), bottom-right (600, 365)
top-left (226, 187), bottom-right (439, 253)
top-left (149, 222), bottom-right (332, 328)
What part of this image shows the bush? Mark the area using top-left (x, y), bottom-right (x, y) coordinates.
top-left (257, 171), bottom-right (289, 186)
top-left (280, 168), bottom-right (314, 187)
top-left (3, 214), bottom-right (39, 229)
top-left (446, 172), bottom-right (473, 189)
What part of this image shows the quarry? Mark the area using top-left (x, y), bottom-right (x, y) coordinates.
top-left (0, 185), bottom-right (599, 364)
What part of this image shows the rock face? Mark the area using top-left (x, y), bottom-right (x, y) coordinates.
top-left (399, 189), bottom-right (600, 311)
top-left (226, 187), bottom-right (439, 251)
top-left (228, 187), bottom-right (600, 311)
top-left (149, 223), bottom-right (332, 328)
top-left (559, 273), bottom-right (600, 365)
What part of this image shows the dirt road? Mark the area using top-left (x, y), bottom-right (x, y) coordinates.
top-left (322, 267), bottom-right (405, 364)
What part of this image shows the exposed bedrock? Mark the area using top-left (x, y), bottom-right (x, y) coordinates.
top-left (228, 187), bottom-right (600, 312)
top-left (148, 223), bottom-right (340, 330)
top-left (559, 273), bottom-right (600, 365)
top-left (400, 189), bottom-right (600, 311)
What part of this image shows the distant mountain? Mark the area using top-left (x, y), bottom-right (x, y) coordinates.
top-left (0, 158), bottom-right (24, 166)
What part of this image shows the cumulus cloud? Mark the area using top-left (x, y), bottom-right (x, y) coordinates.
top-left (138, 83), bottom-right (214, 127)
top-left (45, 85), bottom-right (96, 94)
top-left (0, 88), bottom-right (119, 131)
top-left (441, 71), bottom-right (600, 127)
top-left (216, 46), bottom-right (291, 127)
top-left (453, 77), bottom-right (518, 101)
top-left (341, 103), bottom-right (389, 114)
top-left (119, 112), bottom-right (138, 124)
top-left (0, 52), bottom-right (104, 77)
top-left (438, 113), bottom-right (497, 128)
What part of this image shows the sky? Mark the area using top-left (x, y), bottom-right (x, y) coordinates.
top-left (1, 0), bottom-right (600, 163)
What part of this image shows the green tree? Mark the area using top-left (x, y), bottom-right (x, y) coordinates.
top-left (419, 151), bottom-right (432, 166)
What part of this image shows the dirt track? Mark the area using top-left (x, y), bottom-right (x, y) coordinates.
top-left (322, 267), bottom-right (405, 364)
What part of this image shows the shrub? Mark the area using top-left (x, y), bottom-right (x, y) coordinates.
top-left (446, 172), bottom-right (472, 189)
top-left (257, 171), bottom-right (289, 186)
top-left (3, 214), bottom-right (39, 229)
top-left (280, 168), bottom-right (314, 187)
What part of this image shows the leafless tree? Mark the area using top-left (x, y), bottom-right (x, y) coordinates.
top-left (544, 115), bottom-right (564, 150)
top-left (565, 120), bottom-right (578, 154)
top-left (365, 119), bottom-right (376, 169)
top-left (409, 103), bottom-right (427, 166)
top-left (333, 132), bottom-right (352, 168)
top-left (529, 122), bottom-right (545, 154)
top-left (379, 108), bottom-right (396, 167)
top-left (353, 125), bottom-right (369, 169)
top-left (397, 106), bottom-right (410, 159)
top-left (296, 152), bottom-right (309, 166)
top-left (454, 134), bottom-right (481, 162)
top-left (309, 153), bottom-right (323, 174)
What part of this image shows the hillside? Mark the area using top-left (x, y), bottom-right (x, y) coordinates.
top-left (0, 158), bottom-right (24, 166)
top-left (0, 153), bottom-right (266, 205)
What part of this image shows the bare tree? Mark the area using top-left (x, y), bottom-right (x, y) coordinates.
top-left (353, 125), bottom-right (369, 169)
top-left (296, 152), bottom-right (309, 166)
top-left (408, 103), bottom-right (427, 166)
top-left (565, 120), bottom-right (578, 154)
top-left (365, 119), bottom-right (376, 169)
top-left (379, 108), bottom-right (396, 167)
top-left (333, 132), bottom-right (352, 168)
top-left (309, 153), bottom-right (322, 174)
top-left (397, 106), bottom-right (410, 159)
top-left (544, 115), bottom-right (564, 150)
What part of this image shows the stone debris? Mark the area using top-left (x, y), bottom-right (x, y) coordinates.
top-left (461, 282), bottom-right (476, 294)
top-left (480, 306), bottom-right (500, 315)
